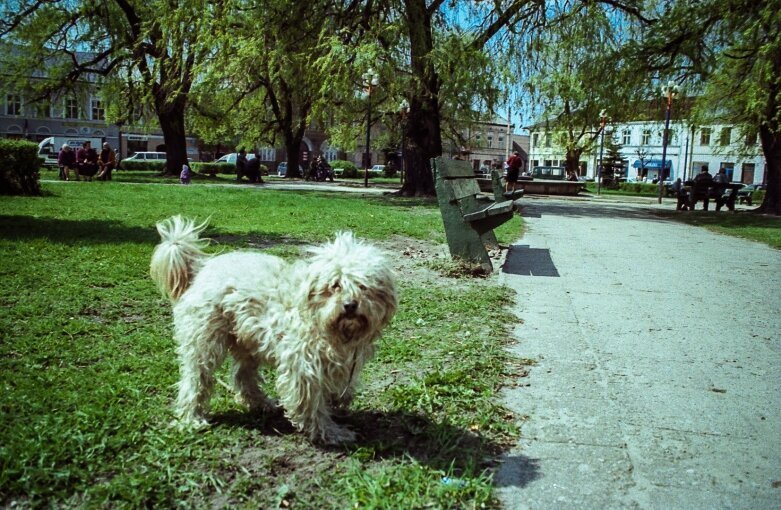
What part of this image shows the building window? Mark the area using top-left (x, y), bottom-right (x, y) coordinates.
top-left (91, 98), bottom-right (105, 121)
top-left (66, 98), bottom-right (79, 119)
top-left (544, 134), bottom-right (551, 148)
top-left (642, 129), bottom-right (651, 145)
top-left (745, 132), bottom-right (758, 146)
top-left (622, 130), bottom-right (631, 145)
top-left (700, 127), bottom-right (711, 145)
top-left (498, 135), bottom-right (504, 146)
top-left (259, 147), bottom-right (276, 161)
top-left (532, 133), bottom-right (539, 147)
top-left (719, 127), bottom-right (731, 146)
top-left (6, 94), bottom-right (21, 116)
top-left (531, 160), bottom-right (539, 168)
top-left (486, 135), bottom-right (493, 148)
top-left (35, 100), bottom-right (50, 118)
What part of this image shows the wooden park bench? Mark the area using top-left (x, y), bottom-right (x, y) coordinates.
top-left (432, 157), bottom-right (522, 272)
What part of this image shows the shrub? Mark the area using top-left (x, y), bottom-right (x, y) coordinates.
top-left (331, 160), bottom-right (359, 178)
top-left (193, 162), bottom-right (234, 176)
top-left (383, 164), bottom-right (398, 178)
top-left (0, 139), bottom-right (41, 196)
top-left (118, 160), bottom-right (166, 171)
top-left (617, 182), bottom-right (658, 194)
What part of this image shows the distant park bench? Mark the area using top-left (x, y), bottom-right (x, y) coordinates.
top-left (432, 157), bottom-right (522, 272)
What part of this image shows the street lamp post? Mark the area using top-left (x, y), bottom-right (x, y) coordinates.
top-left (398, 99), bottom-right (409, 185)
top-left (597, 109), bottom-right (607, 196)
top-left (362, 68), bottom-right (379, 188)
top-left (658, 80), bottom-right (679, 204)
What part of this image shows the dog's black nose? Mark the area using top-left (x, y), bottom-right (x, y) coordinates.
top-left (344, 301), bottom-right (358, 314)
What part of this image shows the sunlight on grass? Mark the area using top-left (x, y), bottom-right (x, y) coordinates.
top-left (0, 181), bottom-right (524, 508)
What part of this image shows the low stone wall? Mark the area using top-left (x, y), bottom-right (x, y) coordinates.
top-left (477, 178), bottom-right (584, 196)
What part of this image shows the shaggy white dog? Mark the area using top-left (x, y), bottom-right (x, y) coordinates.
top-left (150, 216), bottom-right (397, 444)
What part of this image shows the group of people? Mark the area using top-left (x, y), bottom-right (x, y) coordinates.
top-left (57, 141), bottom-right (116, 182)
top-left (671, 165), bottom-right (731, 211)
top-left (235, 149), bottom-right (264, 183)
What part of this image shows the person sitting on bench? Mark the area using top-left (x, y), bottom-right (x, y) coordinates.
top-left (690, 165), bottom-right (713, 210)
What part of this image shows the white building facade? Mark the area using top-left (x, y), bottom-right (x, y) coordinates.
top-left (528, 120), bottom-right (767, 184)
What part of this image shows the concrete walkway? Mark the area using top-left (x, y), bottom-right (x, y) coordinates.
top-left (495, 197), bottom-right (781, 509)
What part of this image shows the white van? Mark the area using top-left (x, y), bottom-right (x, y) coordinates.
top-left (124, 152), bottom-right (167, 161)
top-left (37, 136), bottom-right (103, 167)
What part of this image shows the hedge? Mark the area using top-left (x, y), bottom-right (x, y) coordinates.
top-left (193, 162), bottom-right (235, 176)
top-left (118, 160), bottom-right (166, 171)
top-left (0, 139), bottom-right (41, 196)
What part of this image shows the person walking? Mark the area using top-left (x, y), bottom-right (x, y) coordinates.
top-left (505, 151), bottom-right (523, 194)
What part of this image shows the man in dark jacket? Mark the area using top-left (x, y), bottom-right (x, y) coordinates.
top-left (244, 152), bottom-right (263, 183)
top-left (236, 149), bottom-right (247, 181)
top-left (690, 165), bottom-right (713, 210)
top-left (76, 141), bottom-right (99, 181)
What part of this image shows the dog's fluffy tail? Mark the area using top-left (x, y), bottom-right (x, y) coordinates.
top-left (150, 215), bottom-right (209, 302)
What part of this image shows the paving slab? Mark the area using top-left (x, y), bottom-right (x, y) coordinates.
top-left (495, 197), bottom-right (781, 509)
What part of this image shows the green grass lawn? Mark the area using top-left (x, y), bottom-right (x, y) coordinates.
top-left (0, 181), bottom-right (524, 508)
top-left (657, 209), bottom-right (781, 249)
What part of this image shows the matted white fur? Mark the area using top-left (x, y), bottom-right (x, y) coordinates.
top-left (150, 216), bottom-right (397, 444)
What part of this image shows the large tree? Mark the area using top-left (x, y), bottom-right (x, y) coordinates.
top-left (1, 0), bottom-right (214, 175)
top-left (523, 2), bottom-right (651, 177)
top-left (631, 0), bottom-right (781, 214)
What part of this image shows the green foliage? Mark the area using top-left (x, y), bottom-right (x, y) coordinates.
top-left (0, 139), bottom-right (42, 196)
top-left (600, 133), bottom-right (625, 189)
top-left (192, 162), bottom-right (234, 176)
top-left (523, 3), bottom-right (650, 161)
top-left (117, 160), bottom-right (166, 172)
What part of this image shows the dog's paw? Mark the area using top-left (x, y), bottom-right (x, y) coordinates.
top-left (249, 397), bottom-right (282, 416)
top-left (170, 415), bottom-right (210, 430)
top-left (318, 424), bottom-right (357, 445)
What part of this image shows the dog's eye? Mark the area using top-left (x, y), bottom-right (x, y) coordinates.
top-left (331, 282), bottom-right (341, 291)
top-left (358, 284), bottom-right (367, 291)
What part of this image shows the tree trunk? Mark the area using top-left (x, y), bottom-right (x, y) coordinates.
top-left (758, 125), bottom-right (781, 215)
top-left (155, 93), bottom-right (189, 176)
top-left (564, 148), bottom-right (583, 175)
top-left (399, 0), bottom-right (439, 197)
top-left (282, 125), bottom-right (305, 179)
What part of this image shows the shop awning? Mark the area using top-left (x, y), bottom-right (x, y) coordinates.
top-left (632, 159), bottom-right (672, 169)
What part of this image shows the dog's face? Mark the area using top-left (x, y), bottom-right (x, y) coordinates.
top-left (302, 233), bottom-right (397, 345)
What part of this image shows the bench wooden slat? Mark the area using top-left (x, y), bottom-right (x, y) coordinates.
top-left (448, 178), bottom-right (482, 201)
top-left (436, 159), bottom-right (477, 178)
top-left (462, 200), bottom-right (514, 222)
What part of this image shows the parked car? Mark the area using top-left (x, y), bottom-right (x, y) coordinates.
top-left (369, 164), bottom-right (386, 176)
top-left (215, 153), bottom-right (257, 165)
top-left (124, 151), bottom-right (167, 161)
top-left (276, 162), bottom-right (303, 177)
top-left (531, 165), bottom-right (567, 180)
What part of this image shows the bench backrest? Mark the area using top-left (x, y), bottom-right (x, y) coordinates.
top-left (432, 158), bottom-right (483, 208)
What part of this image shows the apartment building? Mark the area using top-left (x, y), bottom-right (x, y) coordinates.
top-left (528, 120), bottom-right (767, 184)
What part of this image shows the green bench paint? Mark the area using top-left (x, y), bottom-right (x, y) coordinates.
top-left (432, 157), bottom-right (521, 272)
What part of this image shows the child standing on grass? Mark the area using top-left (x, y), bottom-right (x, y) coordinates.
top-left (180, 163), bottom-right (192, 185)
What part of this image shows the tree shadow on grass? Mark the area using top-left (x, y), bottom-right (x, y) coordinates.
top-left (210, 408), bottom-right (540, 489)
top-left (0, 215), bottom-right (157, 245)
top-left (0, 215), bottom-right (304, 249)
